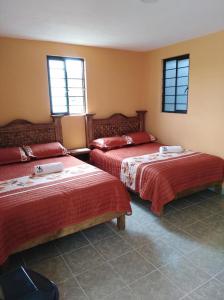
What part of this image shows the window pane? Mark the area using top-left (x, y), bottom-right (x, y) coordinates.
top-left (66, 59), bottom-right (83, 78)
top-left (69, 97), bottom-right (84, 106)
top-left (164, 104), bottom-right (175, 112)
top-left (178, 59), bottom-right (189, 68)
top-left (176, 95), bottom-right (187, 104)
top-left (69, 105), bottom-right (85, 114)
top-left (67, 79), bottom-right (83, 88)
top-left (165, 95), bottom-right (175, 103)
top-left (165, 78), bottom-right (176, 87)
top-left (165, 69), bottom-right (176, 78)
top-left (163, 55), bottom-right (189, 113)
top-left (49, 60), bottom-right (64, 69)
top-left (51, 97), bottom-right (67, 106)
top-left (50, 78), bottom-right (66, 88)
top-left (177, 67), bottom-right (189, 77)
top-left (48, 56), bottom-right (86, 115)
top-left (177, 86), bottom-right (188, 95)
top-left (51, 88), bottom-right (66, 97)
top-left (165, 87), bottom-right (175, 95)
top-left (52, 105), bottom-right (68, 114)
top-left (49, 68), bottom-right (65, 79)
top-left (68, 88), bottom-right (84, 97)
top-left (176, 104), bottom-right (187, 111)
top-left (177, 76), bottom-right (188, 86)
top-left (166, 60), bottom-right (176, 70)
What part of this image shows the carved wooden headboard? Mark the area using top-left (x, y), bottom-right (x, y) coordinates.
top-left (0, 115), bottom-right (63, 147)
top-left (85, 111), bottom-right (147, 146)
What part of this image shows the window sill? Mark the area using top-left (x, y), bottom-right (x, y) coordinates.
top-left (51, 113), bottom-right (87, 117)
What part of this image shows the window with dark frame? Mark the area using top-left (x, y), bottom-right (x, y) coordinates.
top-left (47, 56), bottom-right (86, 115)
top-left (162, 54), bottom-right (190, 113)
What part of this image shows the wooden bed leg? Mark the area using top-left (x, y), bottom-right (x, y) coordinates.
top-left (117, 215), bottom-right (125, 230)
top-left (214, 183), bottom-right (222, 194)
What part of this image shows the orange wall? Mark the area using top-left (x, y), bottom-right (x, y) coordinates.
top-left (144, 31), bottom-right (224, 158)
top-left (0, 38), bottom-right (145, 148)
top-left (0, 32), bottom-right (224, 158)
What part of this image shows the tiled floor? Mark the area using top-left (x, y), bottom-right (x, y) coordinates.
top-left (1, 190), bottom-right (224, 299)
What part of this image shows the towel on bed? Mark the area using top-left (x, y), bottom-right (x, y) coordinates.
top-left (159, 146), bottom-right (184, 154)
top-left (33, 162), bottom-right (64, 175)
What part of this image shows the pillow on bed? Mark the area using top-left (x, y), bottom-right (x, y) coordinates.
top-left (0, 147), bottom-right (29, 165)
top-left (90, 136), bottom-right (129, 151)
top-left (23, 142), bottom-right (68, 159)
top-left (124, 131), bottom-right (156, 145)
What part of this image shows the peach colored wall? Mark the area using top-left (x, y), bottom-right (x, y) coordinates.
top-left (0, 38), bottom-right (145, 148)
top-left (0, 32), bottom-right (224, 158)
top-left (144, 31), bottom-right (224, 158)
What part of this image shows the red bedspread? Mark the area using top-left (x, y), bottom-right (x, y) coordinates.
top-left (90, 143), bottom-right (224, 214)
top-left (0, 156), bottom-right (131, 265)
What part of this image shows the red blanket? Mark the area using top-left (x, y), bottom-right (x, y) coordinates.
top-left (0, 156), bottom-right (131, 265)
top-left (90, 143), bottom-right (224, 214)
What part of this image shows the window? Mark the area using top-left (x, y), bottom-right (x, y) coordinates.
top-left (162, 54), bottom-right (190, 113)
top-left (47, 56), bottom-right (86, 115)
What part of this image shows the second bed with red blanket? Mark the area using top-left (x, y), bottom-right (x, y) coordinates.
top-left (90, 142), bottom-right (224, 215)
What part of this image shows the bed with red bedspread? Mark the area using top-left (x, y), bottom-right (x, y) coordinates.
top-left (90, 142), bottom-right (224, 215)
top-left (0, 155), bottom-right (131, 265)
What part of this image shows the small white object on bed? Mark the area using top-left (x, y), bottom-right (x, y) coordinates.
top-left (159, 146), bottom-right (184, 154)
top-left (33, 162), bottom-right (64, 175)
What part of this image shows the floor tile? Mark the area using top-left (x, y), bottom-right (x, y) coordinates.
top-left (187, 245), bottom-right (224, 276)
top-left (109, 250), bottom-right (155, 284)
top-left (159, 256), bottom-right (211, 294)
top-left (184, 221), bottom-right (224, 249)
top-left (76, 263), bottom-right (124, 300)
top-left (138, 238), bottom-right (183, 267)
top-left (22, 241), bottom-right (59, 265)
top-left (63, 245), bottom-right (105, 275)
top-left (183, 193), bottom-right (206, 204)
top-left (215, 269), bottom-right (224, 283)
top-left (180, 203), bottom-right (214, 220)
top-left (197, 198), bottom-right (224, 215)
top-left (129, 270), bottom-right (185, 300)
top-left (198, 190), bottom-right (218, 199)
top-left (103, 287), bottom-right (136, 300)
top-left (184, 221), bottom-right (213, 240)
top-left (118, 218), bottom-right (175, 249)
top-left (130, 206), bottom-right (158, 225)
top-left (161, 209), bottom-right (197, 229)
top-left (202, 214), bottom-right (224, 234)
top-left (29, 256), bottom-right (72, 284)
top-left (168, 197), bottom-right (194, 210)
top-left (94, 235), bottom-right (132, 260)
top-left (189, 279), bottom-right (224, 300)
top-left (160, 227), bottom-right (200, 255)
top-left (83, 223), bottom-right (115, 244)
top-left (58, 278), bottom-right (88, 300)
top-left (55, 232), bottom-right (89, 254)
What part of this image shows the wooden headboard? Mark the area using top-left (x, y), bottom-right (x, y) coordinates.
top-left (0, 115), bottom-right (63, 147)
top-left (85, 111), bottom-right (147, 146)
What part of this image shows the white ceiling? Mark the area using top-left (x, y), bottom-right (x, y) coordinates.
top-left (0, 0), bottom-right (223, 51)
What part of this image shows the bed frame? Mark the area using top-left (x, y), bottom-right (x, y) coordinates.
top-left (85, 111), bottom-right (222, 215)
top-left (0, 116), bottom-right (125, 257)
top-left (85, 110), bottom-right (147, 147)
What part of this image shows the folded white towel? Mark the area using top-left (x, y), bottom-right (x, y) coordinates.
top-left (34, 162), bottom-right (64, 175)
top-left (159, 146), bottom-right (184, 154)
